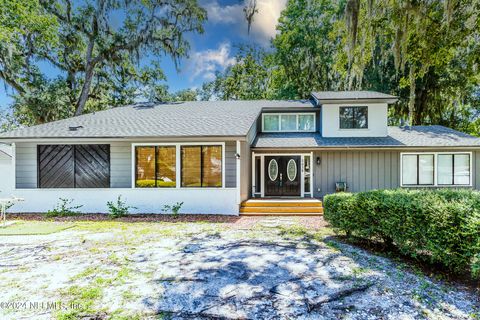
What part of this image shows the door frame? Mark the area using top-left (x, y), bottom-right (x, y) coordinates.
top-left (251, 152), bottom-right (314, 198)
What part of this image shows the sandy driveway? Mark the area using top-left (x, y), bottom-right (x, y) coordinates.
top-left (0, 217), bottom-right (478, 319)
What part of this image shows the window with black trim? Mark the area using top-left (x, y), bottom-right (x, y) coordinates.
top-left (401, 153), bottom-right (472, 187)
top-left (339, 106), bottom-right (368, 129)
top-left (135, 146), bottom-right (176, 188)
top-left (38, 144), bottom-right (110, 188)
top-left (181, 145), bottom-right (222, 187)
top-left (437, 154), bottom-right (470, 185)
top-left (401, 154), bottom-right (434, 186)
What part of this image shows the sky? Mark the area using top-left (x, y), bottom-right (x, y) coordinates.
top-left (0, 0), bottom-right (288, 111)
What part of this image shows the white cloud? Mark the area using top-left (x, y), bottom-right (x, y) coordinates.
top-left (250, 0), bottom-right (288, 42)
top-left (188, 42), bottom-right (236, 82)
top-left (202, 1), bottom-right (243, 24)
top-left (201, 0), bottom-right (288, 45)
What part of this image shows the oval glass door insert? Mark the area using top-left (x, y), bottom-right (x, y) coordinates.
top-left (287, 159), bottom-right (297, 181)
top-left (268, 159), bottom-right (279, 181)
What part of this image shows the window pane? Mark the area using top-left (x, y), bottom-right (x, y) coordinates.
top-left (354, 107), bottom-right (368, 128)
top-left (454, 154), bottom-right (470, 185)
top-left (156, 146), bottom-right (176, 188)
top-left (418, 154), bottom-right (434, 185)
top-left (202, 146), bottom-right (222, 187)
top-left (181, 146), bottom-right (201, 187)
top-left (136, 147), bottom-right (156, 188)
top-left (437, 154), bottom-right (453, 185)
top-left (402, 155), bottom-right (418, 185)
top-left (340, 107), bottom-right (368, 129)
top-left (340, 107), bottom-right (354, 129)
top-left (281, 114), bottom-right (297, 131)
top-left (304, 156), bottom-right (311, 193)
top-left (298, 114), bottom-right (314, 131)
top-left (263, 114), bottom-right (279, 131)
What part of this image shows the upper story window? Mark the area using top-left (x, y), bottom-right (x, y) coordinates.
top-left (262, 113), bottom-right (315, 132)
top-left (339, 106), bottom-right (368, 129)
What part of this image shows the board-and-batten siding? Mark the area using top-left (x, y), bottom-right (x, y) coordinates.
top-left (313, 150), bottom-right (480, 198)
top-left (15, 141), bottom-right (237, 189)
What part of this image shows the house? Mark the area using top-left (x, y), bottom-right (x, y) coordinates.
top-left (0, 144), bottom-right (13, 196)
top-left (0, 91), bottom-right (479, 215)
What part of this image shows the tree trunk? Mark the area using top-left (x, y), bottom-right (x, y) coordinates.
top-left (74, 65), bottom-right (95, 116)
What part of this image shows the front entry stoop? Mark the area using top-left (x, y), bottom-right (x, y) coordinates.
top-left (239, 199), bottom-right (323, 216)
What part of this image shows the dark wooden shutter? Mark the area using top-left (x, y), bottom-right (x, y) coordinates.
top-left (74, 144), bottom-right (110, 188)
top-left (38, 144), bottom-right (110, 188)
top-left (38, 145), bottom-right (75, 188)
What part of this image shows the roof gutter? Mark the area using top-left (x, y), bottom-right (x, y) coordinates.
top-left (252, 145), bottom-right (480, 151)
top-left (0, 135), bottom-right (249, 143)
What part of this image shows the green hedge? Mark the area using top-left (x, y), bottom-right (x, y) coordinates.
top-left (324, 189), bottom-right (480, 278)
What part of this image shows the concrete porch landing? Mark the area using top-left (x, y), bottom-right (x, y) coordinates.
top-left (240, 199), bottom-right (323, 216)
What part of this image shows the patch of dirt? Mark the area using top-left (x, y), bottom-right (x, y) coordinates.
top-left (8, 213), bottom-right (328, 230)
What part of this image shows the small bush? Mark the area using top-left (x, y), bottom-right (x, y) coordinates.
top-left (46, 198), bottom-right (83, 217)
top-left (162, 202), bottom-right (184, 218)
top-left (324, 189), bottom-right (480, 278)
top-left (107, 196), bottom-right (136, 219)
top-left (135, 180), bottom-right (176, 188)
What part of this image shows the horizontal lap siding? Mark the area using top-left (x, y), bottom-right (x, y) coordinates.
top-left (313, 150), bottom-right (401, 198)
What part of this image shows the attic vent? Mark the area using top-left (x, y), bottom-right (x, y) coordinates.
top-left (133, 102), bottom-right (155, 109)
top-left (69, 126), bottom-right (83, 132)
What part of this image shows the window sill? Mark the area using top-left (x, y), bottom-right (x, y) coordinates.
top-left (338, 128), bottom-right (370, 131)
top-left (401, 185), bottom-right (472, 188)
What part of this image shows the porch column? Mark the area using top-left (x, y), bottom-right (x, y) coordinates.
top-left (236, 140), bottom-right (241, 206)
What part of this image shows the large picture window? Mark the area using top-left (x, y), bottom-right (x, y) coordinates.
top-left (339, 106), bottom-right (368, 129)
top-left (401, 153), bottom-right (472, 187)
top-left (262, 113), bottom-right (315, 132)
top-left (135, 146), bottom-right (176, 188)
top-left (38, 144), bottom-right (110, 188)
top-left (181, 145), bottom-right (222, 187)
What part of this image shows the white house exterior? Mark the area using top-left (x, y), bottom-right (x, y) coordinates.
top-left (1, 91), bottom-right (480, 215)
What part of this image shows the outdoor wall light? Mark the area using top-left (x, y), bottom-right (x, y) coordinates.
top-left (235, 153), bottom-right (241, 160)
top-left (316, 156), bottom-right (321, 165)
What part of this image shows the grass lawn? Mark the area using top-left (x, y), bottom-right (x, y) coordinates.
top-left (0, 221), bottom-right (75, 235)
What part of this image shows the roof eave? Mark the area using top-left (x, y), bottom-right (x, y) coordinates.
top-left (317, 97), bottom-right (398, 105)
top-left (0, 134), bottom-right (249, 143)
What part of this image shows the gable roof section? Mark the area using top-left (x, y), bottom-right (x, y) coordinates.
top-left (253, 126), bottom-right (480, 148)
top-left (311, 91), bottom-right (398, 104)
top-left (0, 100), bottom-right (314, 140)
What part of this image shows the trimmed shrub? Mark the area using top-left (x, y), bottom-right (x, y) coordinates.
top-left (324, 189), bottom-right (480, 278)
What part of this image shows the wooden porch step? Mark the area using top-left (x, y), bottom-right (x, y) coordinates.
top-left (240, 211), bottom-right (323, 216)
top-left (240, 206), bottom-right (323, 213)
top-left (241, 199), bottom-right (322, 207)
top-left (239, 198), bottom-right (323, 216)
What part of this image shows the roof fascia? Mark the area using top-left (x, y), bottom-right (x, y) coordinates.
top-left (0, 135), bottom-right (248, 143)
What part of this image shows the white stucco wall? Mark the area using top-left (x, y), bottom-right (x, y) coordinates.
top-left (9, 188), bottom-right (239, 214)
top-left (321, 102), bottom-right (388, 137)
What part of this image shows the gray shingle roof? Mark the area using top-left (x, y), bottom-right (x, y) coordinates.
top-left (0, 100), bottom-right (314, 139)
top-left (252, 126), bottom-right (480, 148)
top-left (311, 91), bottom-right (397, 102)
